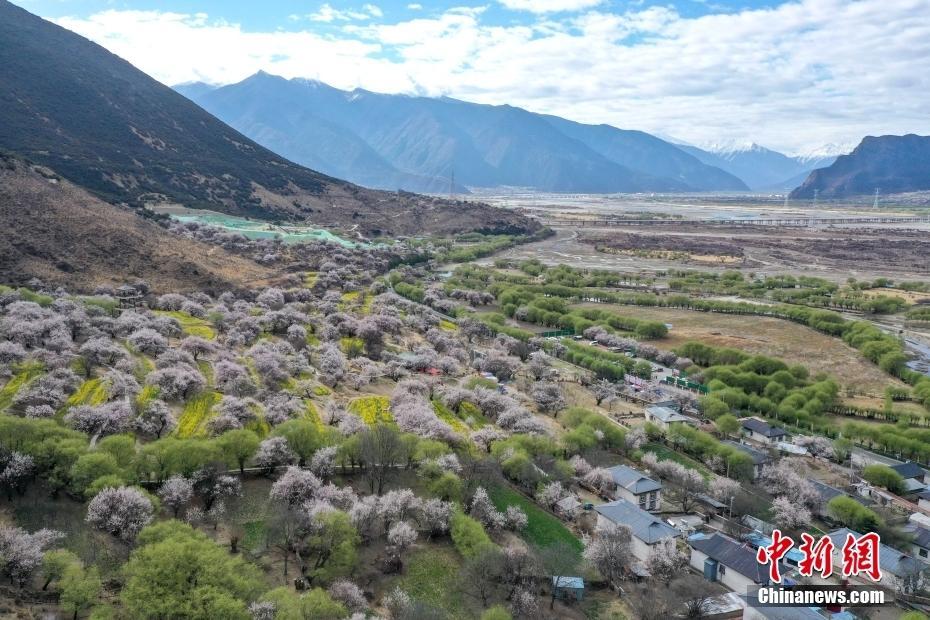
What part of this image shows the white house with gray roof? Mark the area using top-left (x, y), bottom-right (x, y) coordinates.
top-left (740, 417), bottom-right (787, 445)
top-left (594, 498), bottom-right (680, 561)
top-left (688, 533), bottom-right (788, 593)
top-left (644, 405), bottom-right (693, 431)
top-left (722, 440), bottom-right (771, 480)
top-left (605, 464), bottom-right (662, 511)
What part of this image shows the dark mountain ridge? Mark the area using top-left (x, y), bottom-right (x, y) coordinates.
top-left (0, 1), bottom-right (536, 237)
top-left (790, 134), bottom-right (930, 199)
top-left (183, 72), bottom-right (749, 193)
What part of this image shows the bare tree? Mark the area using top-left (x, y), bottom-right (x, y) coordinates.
top-left (359, 424), bottom-right (403, 495)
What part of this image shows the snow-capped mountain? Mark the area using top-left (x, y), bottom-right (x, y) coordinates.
top-left (678, 141), bottom-right (843, 190)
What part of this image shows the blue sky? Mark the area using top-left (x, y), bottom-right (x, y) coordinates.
top-left (18, 0), bottom-right (775, 27)
top-left (13, 0), bottom-right (930, 152)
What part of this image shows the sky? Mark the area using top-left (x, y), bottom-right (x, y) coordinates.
top-left (12, 0), bottom-right (930, 154)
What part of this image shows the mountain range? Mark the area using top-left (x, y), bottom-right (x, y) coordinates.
top-left (0, 0), bottom-right (535, 240)
top-left (178, 73), bottom-right (750, 194)
top-left (676, 142), bottom-right (839, 191)
top-left (790, 134), bottom-right (930, 199)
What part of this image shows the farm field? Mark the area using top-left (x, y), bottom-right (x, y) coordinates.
top-left (577, 302), bottom-right (902, 395)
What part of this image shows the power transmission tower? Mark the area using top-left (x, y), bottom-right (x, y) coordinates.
top-left (449, 169), bottom-right (455, 201)
top-left (873, 188), bottom-right (880, 209)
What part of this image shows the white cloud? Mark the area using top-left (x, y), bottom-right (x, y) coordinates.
top-left (306, 3), bottom-right (382, 22)
top-left (498, 0), bottom-right (604, 13)
top-left (50, 0), bottom-right (930, 151)
top-left (407, 3), bottom-right (423, 9)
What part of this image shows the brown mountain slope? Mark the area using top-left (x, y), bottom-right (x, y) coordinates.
top-left (0, 154), bottom-right (272, 293)
top-left (0, 0), bottom-right (538, 237)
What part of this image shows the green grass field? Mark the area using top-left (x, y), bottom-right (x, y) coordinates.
top-left (0, 361), bottom-right (45, 411)
top-left (176, 391), bottom-right (221, 438)
top-left (349, 396), bottom-right (394, 425)
top-left (65, 377), bottom-right (109, 408)
top-left (488, 485), bottom-right (583, 554)
top-left (394, 546), bottom-right (468, 619)
top-left (155, 310), bottom-right (216, 340)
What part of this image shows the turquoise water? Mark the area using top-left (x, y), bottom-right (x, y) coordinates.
top-left (172, 213), bottom-right (360, 247)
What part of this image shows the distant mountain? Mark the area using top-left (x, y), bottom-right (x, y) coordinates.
top-left (181, 72), bottom-right (748, 193)
top-left (790, 134), bottom-right (930, 199)
top-left (0, 1), bottom-right (535, 237)
top-left (678, 142), bottom-right (838, 191)
top-left (173, 81), bottom-right (219, 101)
top-left (540, 118), bottom-right (747, 192)
top-left (0, 152), bottom-right (271, 293)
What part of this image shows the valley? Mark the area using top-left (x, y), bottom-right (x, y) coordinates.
top-left (2, 1), bottom-right (930, 619)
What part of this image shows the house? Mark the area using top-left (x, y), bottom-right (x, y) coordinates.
top-left (741, 418), bottom-right (787, 445)
top-left (645, 405), bottom-right (693, 430)
top-left (776, 442), bottom-right (808, 457)
top-left (723, 440), bottom-right (771, 480)
top-left (890, 461), bottom-right (929, 493)
top-left (917, 489), bottom-right (930, 511)
top-left (554, 495), bottom-right (581, 520)
top-left (807, 480), bottom-right (871, 517)
top-left (689, 533), bottom-right (789, 593)
top-left (911, 511), bottom-right (930, 529)
top-left (826, 528), bottom-right (925, 592)
top-left (696, 493), bottom-right (728, 516)
top-left (741, 599), bottom-right (827, 620)
top-left (594, 498), bottom-right (681, 561)
top-left (904, 525), bottom-right (930, 563)
top-left (605, 464), bottom-right (662, 511)
top-left (550, 576), bottom-right (584, 602)
top-left (809, 480), bottom-right (845, 517)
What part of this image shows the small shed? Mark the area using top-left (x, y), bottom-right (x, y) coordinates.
top-left (551, 576), bottom-right (584, 602)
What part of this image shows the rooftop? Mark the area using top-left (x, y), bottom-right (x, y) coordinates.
top-left (722, 440), bottom-right (771, 465)
top-left (606, 464), bottom-right (662, 494)
top-left (742, 417), bottom-right (787, 438)
top-left (645, 405), bottom-right (691, 424)
top-left (551, 576), bottom-right (584, 589)
top-left (689, 533), bottom-right (787, 584)
top-left (891, 461), bottom-right (927, 480)
top-left (594, 498), bottom-right (680, 543)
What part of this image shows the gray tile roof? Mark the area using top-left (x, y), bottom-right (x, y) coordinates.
top-left (740, 595), bottom-right (826, 620)
top-left (910, 526), bottom-right (930, 549)
top-left (606, 464), bottom-right (662, 494)
top-left (722, 440), bottom-right (771, 465)
top-left (689, 533), bottom-right (784, 584)
top-left (891, 461), bottom-right (927, 480)
top-left (646, 405), bottom-right (690, 424)
top-left (594, 499), bottom-right (680, 543)
top-left (826, 528), bottom-right (922, 578)
top-left (809, 479), bottom-right (844, 503)
top-left (742, 417), bottom-right (787, 438)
